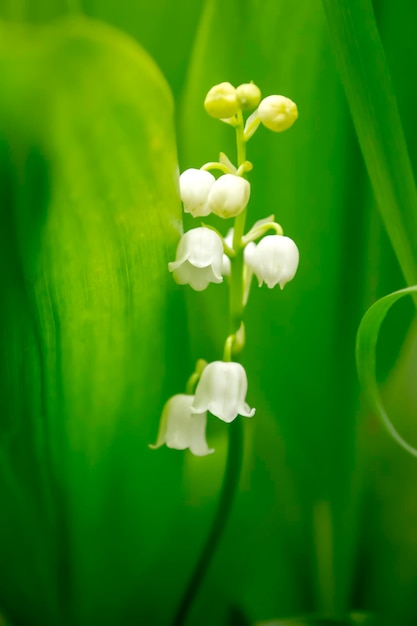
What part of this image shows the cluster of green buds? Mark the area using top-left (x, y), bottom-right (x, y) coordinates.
top-left (150, 81), bottom-right (299, 455)
top-left (204, 80), bottom-right (298, 135)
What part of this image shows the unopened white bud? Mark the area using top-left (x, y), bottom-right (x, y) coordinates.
top-left (206, 174), bottom-right (250, 219)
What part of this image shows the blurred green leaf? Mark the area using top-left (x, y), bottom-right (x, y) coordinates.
top-left (0, 0), bottom-right (81, 22)
top-left (256, 611), bottom-right (378, 625)
top-left (82, 0), bottom-right (203, 96)
top-left (0, 16), bottom-right (188, 626)
top-left (322, 0), bottom-right (417, 290)
top-left (0, 0), bottom-right (205, 98)
top-left (257, 620), bottom-right (348, 626)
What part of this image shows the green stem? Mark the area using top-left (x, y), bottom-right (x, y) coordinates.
top-left (200, 161), bottom-right (235, 175)
top-left (229, 232), bottom-right (245, 335)
top-left (235, 109), bottom-right (246, 166)
top-left (230, 110), bottom-right (248, 336)
top-left (171, 419), bottom-right (243, 626)
top-left (172, 109), bottom-right (249, 626)
top-left (223, 334), bottom-right (234, 362)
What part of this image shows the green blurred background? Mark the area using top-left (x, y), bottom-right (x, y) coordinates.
top-left (0, 0), bottom-right (416, 625)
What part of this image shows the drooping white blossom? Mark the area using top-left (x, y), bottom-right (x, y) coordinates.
top-left (179, 168), bottom-right (216, 217)
top-left (168, 227), bottom-right (224, 291)
top-left (206, 174), bottom-right (250, 219)
top-left (245, 235), bottom-right (299, 289)
top-left (149, 394), bottom-right (214, 456)
top-left (192, 361), bottom-right (255, 423)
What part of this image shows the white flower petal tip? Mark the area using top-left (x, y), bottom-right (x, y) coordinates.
top-left (245, 235), bottom-right (299, 289)
top-left (168, 227), bottom-right (224, 291)
top-left (149, 394), bottom-right (214, 457)
top-left (179, 168), bottom-right (216, 217)
top-left (206, 174), bottom-right (250, 219)
top-left (192, 361), bottom-right (255, 423)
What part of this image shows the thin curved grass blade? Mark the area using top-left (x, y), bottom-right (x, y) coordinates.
top-left (356, 286), bottom-right (417, 457)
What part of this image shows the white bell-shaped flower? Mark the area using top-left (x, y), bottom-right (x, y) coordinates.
top-left (222, 254), bottom-right (231, 277)
top-left (192, 361), bottom-right (255, 423)
top-left (168, 227), bottom-right (224, 291)
top-left (179, 168), bottom-right (216, 217)
top-left (149, 394), bottom-right (214, 456)
top-left (246, 235), bottom-right (299, 289)
top-left (206, 174), bottom-right (250, 219)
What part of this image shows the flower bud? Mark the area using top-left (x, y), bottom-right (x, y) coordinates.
top-left (236, 82), bottom-right (262, 111)
top-left (179, 168), bottom-right (215, 217)
top-left (204, 82), bottom-right (239, 119)
top-left (245, 235), bottom-right (299, 289)
top-left (192, 361), bottom-right (255, 423)
top-left (206, 174), bottom-right (250, 219)
top-left (258, 95), bottom-right (298, 132)
top-left (168, 227), bottom-right (224, 291)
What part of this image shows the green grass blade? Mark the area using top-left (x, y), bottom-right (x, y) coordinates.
top-left (322, 0), bottom-right (417, 289)
top-left (356, 286), bottom-right (417, 456)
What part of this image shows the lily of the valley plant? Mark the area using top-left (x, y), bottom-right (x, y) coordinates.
top-left (150, 80), bottom-right (300, 455)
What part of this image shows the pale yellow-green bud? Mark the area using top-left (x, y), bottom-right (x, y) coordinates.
top-left (204, 82), bottom-right (239, 119)
top-left (236, 82), bottom-right (261, 111)
top-left (258, 95), bottom-right (298, 132)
